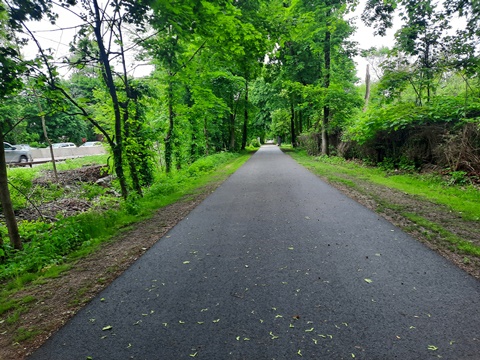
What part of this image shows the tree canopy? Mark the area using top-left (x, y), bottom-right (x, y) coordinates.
top-left (0, 0), bottom-right (479, 247)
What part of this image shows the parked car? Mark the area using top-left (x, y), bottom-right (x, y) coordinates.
top-left (16, 144), bottom-right (33, 150)
top-left (80, 141), bottom-right (103, 147)
top-left (52, 142), bottom-right (76, 148)
top-left (3, 142), bottom-right (33, 164)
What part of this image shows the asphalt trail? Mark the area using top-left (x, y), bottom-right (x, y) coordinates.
top-left (29, 145), bottom-right (480, 360)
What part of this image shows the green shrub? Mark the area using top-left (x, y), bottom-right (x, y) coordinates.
top-left (447, 171), bottom-right (470, 186)
top-left (249, 138), bottom-right (261, 148)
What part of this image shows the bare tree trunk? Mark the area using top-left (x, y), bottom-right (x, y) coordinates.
top-left (0, 127), bottom-right (22, 250)
top-left (363, 64), bottom-right (371, 112)
top-left (33, 89), bottom-right (58, 182)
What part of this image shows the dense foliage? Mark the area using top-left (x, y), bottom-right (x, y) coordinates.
top-left (0, 0), bottom-right (479, 257)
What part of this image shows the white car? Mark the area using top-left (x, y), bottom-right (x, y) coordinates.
top-left (52, 142), bottom-right (76, 148)
top-left (80, 141), bottom-right (103, 147)
top-left (3, 142), bottom-right (33, 164)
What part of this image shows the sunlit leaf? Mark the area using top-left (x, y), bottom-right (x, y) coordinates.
top-left (102, 325), bottom-right (112, 331)
top-left (428, 345), bottom-right (438, 351)
top-left (305, 328), bottom-right (314, 332)
top-left (297, 349), bottom-right (303, 356)
top-left (364, 278), bottom-right (373, 283)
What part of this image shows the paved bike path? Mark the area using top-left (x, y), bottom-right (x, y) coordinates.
top-left (30, 146), bottom-right (480, 359)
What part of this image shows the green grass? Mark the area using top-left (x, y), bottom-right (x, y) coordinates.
top-left (14, 327), bottom-right (42, 342)
top-left (403, 213), bottom-right (480, 256)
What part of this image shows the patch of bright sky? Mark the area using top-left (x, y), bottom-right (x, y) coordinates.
top-left (23, 2), bottom-right (154, 78)
top-left (346, 0), bottom-right (401, 83)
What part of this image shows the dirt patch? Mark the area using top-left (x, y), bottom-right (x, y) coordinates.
top-left (0, 181), bottom-right (221, 360)
top-left (33, 165), bottom-right (108, 186)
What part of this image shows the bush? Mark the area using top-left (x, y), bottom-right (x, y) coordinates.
top-left (249, 138), bottom-right (261, 148)
top-left (187, 152), bottom-right (235, 177)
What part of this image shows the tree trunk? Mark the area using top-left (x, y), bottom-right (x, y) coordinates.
top-left (321, 106), bottom-right (330, 155)
top-left (92, 0), bottom-right (128, 198)
top-left (229, 92), bottom-right (236, 151)
top-left (241, 80), bottom-right (248, 150)
top-left (124, 105), bottom-right (143, 196)
top-left (298, 109), bottom-right (303, 134)
top-left (322, 28), bottom-right (331, 156)
top-left (118, 22), bottom-right (142, 196)
top-left (33, 88), bottom-right (58, 182)
top-left (204, 118), bottom-right (209, 156)
top-left (290, 101), bottom-right (296, 147)
top-left (363, 64), bottom-right (371, 112)
top-left (0, 127), bottom-right (22, 250)
top-left (165, 79), bottom-right (174, 173)
top-left (229, 111), bottom-right (236, 150)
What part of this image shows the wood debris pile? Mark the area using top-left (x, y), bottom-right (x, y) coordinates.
top-left (34, 165), bottom-right (109, 186)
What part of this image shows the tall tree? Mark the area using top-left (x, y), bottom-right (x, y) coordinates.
top-left (0, 1), bottom-right (29, 250)
top-left (273, 0), bottom-right (358, 153)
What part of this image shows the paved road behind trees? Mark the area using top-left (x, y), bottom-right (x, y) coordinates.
top-left (29, 146), bottom-right (480, 359)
